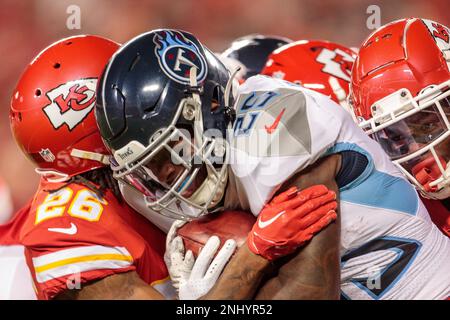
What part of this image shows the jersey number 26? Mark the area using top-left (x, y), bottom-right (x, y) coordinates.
top-left (36, 188), bottom-right (107, 225)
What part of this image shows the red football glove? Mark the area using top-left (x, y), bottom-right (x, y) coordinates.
top-left (247, 185), bottom-right (337, 261)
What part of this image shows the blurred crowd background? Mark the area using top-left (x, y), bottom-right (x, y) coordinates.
top-left (1, 0), bottom-right (449, 212)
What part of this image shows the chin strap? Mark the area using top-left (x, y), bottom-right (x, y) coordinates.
top-left (35, 149), bottom-right (110, 184)
top-left (224, 66), bottom-right (240, 109)
top-left (70, 148), bottom-right (110, 165)
top-left (35, 168), bottom-right (70, 183)
top-left (223, 66), bottom-right (240, 125)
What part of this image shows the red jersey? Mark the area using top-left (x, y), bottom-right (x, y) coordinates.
top-left (421, 196), bottom-right (450, 238)
top-left (20, 178), bottom-right (171, 300)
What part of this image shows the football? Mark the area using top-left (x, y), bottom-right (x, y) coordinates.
top-left (177, 210), bottom-right (256, 257)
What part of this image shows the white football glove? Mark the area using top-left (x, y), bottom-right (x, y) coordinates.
top-left (178, 236), bottom-right (237, 300)
top-left (164, 220), bottom-right (191, 292)
top-left (164, 220), bottom-right (186, 271)
top-left (164, 221), bottom-right (236, 300)
top-left (164, 220), bottom-right (237, 300)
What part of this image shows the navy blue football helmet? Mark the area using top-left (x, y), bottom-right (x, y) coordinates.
top-left (96, 29), bottom-right (235, 220)
top-left (221, 34), bottom-right (292, 81)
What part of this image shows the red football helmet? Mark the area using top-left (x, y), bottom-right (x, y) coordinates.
top-left (10, 35), bottom-right (120, 182)
top-left (261, 40), bottom-right (357, 113)
top-left (350, 18), bottom-right (450, 199)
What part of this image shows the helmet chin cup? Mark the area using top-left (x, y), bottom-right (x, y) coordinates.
top-left (412, 155), bottom-right (447, 192)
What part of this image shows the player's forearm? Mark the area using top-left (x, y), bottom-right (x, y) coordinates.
top-left (256, 221), bottom-right (341, 300)
top-left (55, 271), bottom-right (166, 300)
top-left (202, 244), bottom-right (272, 300)
top-left (254, 154), bottom-right (342, 299)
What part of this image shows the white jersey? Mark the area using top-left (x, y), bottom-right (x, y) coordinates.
top-left (227, 75), bottom-right (450, 300)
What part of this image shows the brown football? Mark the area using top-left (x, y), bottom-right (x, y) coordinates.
top-left (177, 210), bottom-right (256, 257)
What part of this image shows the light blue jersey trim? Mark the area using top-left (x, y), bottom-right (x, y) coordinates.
top-left (340, 170), bottom-right (418, 216)
top-left (325, 142), bottom-right (418, 215)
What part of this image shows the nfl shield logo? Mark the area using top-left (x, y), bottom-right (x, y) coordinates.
top-left (39, 148), bottom-right (56, 162)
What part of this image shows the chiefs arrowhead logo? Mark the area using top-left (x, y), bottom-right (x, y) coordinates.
top-left (42, 78), bottom-right (97, 131)
top-left (316, 48), bottom-right (355, 82)
top-left (431, 22), bottom-right (449, 44)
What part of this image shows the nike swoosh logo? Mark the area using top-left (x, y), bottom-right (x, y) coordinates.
top-left (48, 223), bottom-right (78, 235)
top-left (265, 108), bottom-right (286, 134)
top-left (258, 210), bottom-right (285, 229)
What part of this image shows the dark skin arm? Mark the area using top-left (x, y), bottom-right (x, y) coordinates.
top-left (54, 271), bottom-right (166, 300)
top-left (202, 244), bottom-right (273, 300)
top-left (202, 154), bottom-right (341, 300)
top-left (255, 154), bottom-right (341, 300)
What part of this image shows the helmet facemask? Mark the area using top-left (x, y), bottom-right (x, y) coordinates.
top-left (111, 67), bottom-right (231, 220)
top-left (357, 80), bottom-right (450, 199)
